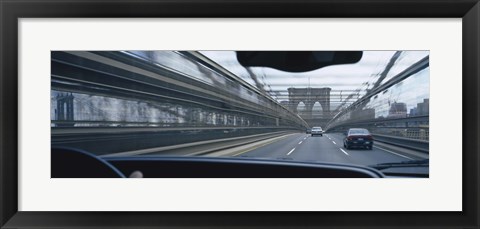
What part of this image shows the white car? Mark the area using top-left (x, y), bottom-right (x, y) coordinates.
top-left (311, 127), bottom-right (323, 136)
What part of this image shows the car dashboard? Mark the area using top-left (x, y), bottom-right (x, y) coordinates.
top-left (52, 147), bottom-right (386, 178)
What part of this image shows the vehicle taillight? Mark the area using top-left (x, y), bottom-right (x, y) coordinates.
top-left (347, 137), bottom-right (353, 141)
top-left (366, 135), bottom-right (373, 140)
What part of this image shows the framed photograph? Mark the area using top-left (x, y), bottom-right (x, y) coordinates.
top-left (1, 0), bottom-right (479, 228)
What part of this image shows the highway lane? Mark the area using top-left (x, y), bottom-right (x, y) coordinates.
top-left (235, 132), bottom-right (418, 166)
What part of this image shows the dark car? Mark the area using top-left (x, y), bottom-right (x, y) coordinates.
top-left (306, 128), bottom-right (311, 134)
top-left (344, 128), bottom-right (373, 150)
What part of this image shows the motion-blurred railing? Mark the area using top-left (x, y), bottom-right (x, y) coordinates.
top-left (51, 51), bottom-right (307, 155)
top-left (325, 56), bottom-right (429, 152)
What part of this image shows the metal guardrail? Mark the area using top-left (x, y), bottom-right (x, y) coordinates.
top-left (372, 133), bottom-right (429, 153)
top-left (52, 126), bottom-right (299, 155)
top-left (100, 131), bottom-right (294, 158)
top-left (52, 126), bottom-right (295, 135)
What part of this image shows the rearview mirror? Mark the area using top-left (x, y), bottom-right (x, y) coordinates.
top-left (236, 51), bottom-right (363, 72)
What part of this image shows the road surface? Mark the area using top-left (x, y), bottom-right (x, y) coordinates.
top-left (233, 133), bottom-right (416, 166)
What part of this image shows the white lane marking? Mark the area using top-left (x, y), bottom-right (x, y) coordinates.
top-left (340, 148), bottom-right (349, 155)
top-left (298, 141), bottom-right (303, 144)
top-left (303, 137), bottom-right (307, 140)
top-left (287, 148), bottom-right (296, 155)
top-left (332, 141), bottom-right (337, 145)
top-left (374, 146), bottom-right (413, 160)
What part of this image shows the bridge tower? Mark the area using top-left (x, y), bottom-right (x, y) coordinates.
top-left (287, 87), bottom-right (331, 127)
top-left (288, 87), bottom-right (331, 115)
top-left (56, 93), bottom-right (75, 123)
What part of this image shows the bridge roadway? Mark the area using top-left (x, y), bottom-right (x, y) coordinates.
top-left (229, 133), bottom-right (419, 166)
top-left (91, 129), bottom-right (426, 166)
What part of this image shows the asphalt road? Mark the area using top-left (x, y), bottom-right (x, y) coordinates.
top-left (234, 132), bottom-right (416, 166)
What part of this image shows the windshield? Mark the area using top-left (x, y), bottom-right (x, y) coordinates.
top-left (349, 129), bottom-right (369, 135)
top-left (51, 50), bottom-right (429, 178)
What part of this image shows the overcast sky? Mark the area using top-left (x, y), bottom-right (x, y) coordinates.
top-left (201, 50), bottom-right (429, 108)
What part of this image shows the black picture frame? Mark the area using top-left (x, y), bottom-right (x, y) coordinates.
top-left (1, 0), bottom-right (479, 228)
